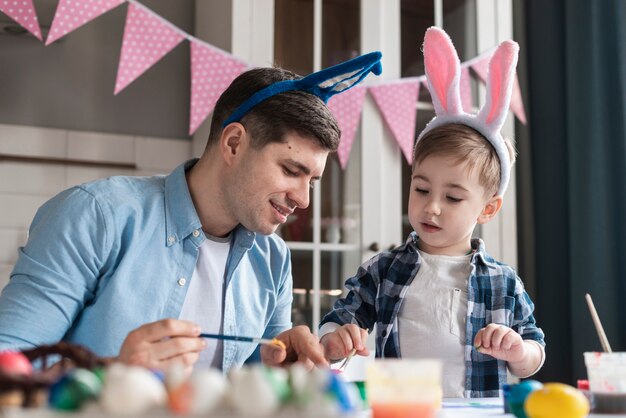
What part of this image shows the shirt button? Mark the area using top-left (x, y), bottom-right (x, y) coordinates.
top-left (178, 278), bottom-right (186, 286)
top-left (192, 230), bottom-right (200, 238)
top-left (168, 235), bottom-right (175, 244)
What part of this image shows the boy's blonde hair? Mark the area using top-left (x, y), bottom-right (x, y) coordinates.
top-left (412, 123), bottom-right (516, 197)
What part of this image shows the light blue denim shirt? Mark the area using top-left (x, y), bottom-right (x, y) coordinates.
top-left (0, 160), bottom-right (293, 372)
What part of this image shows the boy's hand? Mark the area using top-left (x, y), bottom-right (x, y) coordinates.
top-left (473, 323), bottom-right (526, 363)
top-left (320, 324), bottom-right (370, 362)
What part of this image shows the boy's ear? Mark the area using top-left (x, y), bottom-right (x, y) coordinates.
top-left (477, 195), bottom-right (503, 224)
top-left (219, 123), bottom-right (247, 165)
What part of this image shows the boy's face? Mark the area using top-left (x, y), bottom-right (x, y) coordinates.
top-left (408, 154), bottom-right (502, 256)
top-left (223, 130), bottom-right (329, 235)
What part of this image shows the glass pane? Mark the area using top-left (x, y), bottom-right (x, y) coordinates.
top-left (321, 148), bottom-right (361, 245)
top-left (322, 0), bottom-right (360, 67)
top-left (401, 0), bottom-right (434, 78)
top-left (291, 249), bottom-right (361, 328)
top-left (320, 0), bottom-right (361, 244)
top-left (443, 0), bottom-right (477, 61)
top-left (274, 0), bottom-right (314, 74)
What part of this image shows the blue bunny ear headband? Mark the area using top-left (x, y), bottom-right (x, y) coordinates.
top-left (223, 51), bottom-right (383, 126)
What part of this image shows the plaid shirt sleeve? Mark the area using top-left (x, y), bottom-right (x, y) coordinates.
top-left (320, 255), bottom-right (382, 332)
top-left (512, 277), bottom-right (545, 346)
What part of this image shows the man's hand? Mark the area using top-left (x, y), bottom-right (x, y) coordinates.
top-left (320, 324), bottom-right (370, 362)
top-left (117, 319), bottom-right (206, 375)
top-left (260, 325), bottom-right (328, 370)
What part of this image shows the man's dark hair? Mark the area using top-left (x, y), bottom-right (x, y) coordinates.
top-left (206, 67), bottom-right (341, 152)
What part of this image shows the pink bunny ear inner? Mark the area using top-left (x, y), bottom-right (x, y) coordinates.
top-left (423, 27), bottom-right (462, 115)
top-left (481, 40), bottom-right (519, 126)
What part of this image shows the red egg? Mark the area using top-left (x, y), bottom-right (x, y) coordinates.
top-left (0, 351), bottom-right (33, 376)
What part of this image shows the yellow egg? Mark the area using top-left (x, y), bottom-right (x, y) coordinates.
top-left (524, 383), bottom-right (590, 418)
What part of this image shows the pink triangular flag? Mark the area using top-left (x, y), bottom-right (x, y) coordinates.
top-left (328, 86), bottom-right (367, 170)
top-left (460, 67), bottom-right (473, 113)
top-left (509, 73), bottom-right (527, 124)
top-left (0, 0), bottom-right (42, 40)
top-left (189, 41), bottom-right (247, 135)
top-left (369, 80), bottom-right (420, 164)
top-left (470, 56), bottom-right (489, 82)
top-left (114, 2), bottom-right (185, 95)
top-left (46, 0), bottom-right (125, 45)
top-left (472, 57), bottom-right (526, 124)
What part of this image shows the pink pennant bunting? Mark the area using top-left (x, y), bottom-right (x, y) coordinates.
top-left (509, 73), bottom-right (527, 124)
top-left (114, 2), bottom-right (185, 95)
top-left (328, 86), bottom-right (367, 170)
top-left (189, 41), bottom-right (247, 135)
top-left (460, 67), bottom-right (473, 113)
top-left (0, 0), bottom-right (42, 40)
top-left (471, 57), bottom-right (526, 124)
top-left (470, 56), bottom-right (489, 82)
top-left (46, 0), bottom-right (125, 45)
top-left (369, 81), bottom-right (420, 164)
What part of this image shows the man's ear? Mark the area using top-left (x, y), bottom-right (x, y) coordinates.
top-left (477, 195), bottom-right (503, 224)
top-left (220, 123), bottom-right (247, 165)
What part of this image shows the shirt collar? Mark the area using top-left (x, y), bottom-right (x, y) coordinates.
top-left (407, 232), bottom-right (496, 268)
top-left (164, 159), bottom-right (257, 248)
top-left (164, 159), bottom-right (203, 246)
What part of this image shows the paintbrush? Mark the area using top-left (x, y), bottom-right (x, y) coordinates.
top-left (200, 333), bottom-right (286, 350)
top-left (585, 293), bottom-right (612, 353)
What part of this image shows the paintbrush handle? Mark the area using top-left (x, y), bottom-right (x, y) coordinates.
top-left (199, 333), bottom-right (282, 348)
top-left (199, 333), bottom-right (260, 343)
top-left (585, 293), bottom-right (613, 353)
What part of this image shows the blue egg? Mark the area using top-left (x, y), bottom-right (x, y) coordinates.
top-left (505, 380), bottom-right (543, 418)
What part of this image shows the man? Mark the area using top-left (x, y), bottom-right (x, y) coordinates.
top-left (0, 53), bottom-right (382, 374)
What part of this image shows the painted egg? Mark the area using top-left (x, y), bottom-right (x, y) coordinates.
top-left (188, 368), bottom-right (228, 414)
top-left (229, 366), bottom-right (279, 418)
top-left (0, 351), bottom-right (32, 376)
top-left (99, 363), bottom-right (167, 416)
top-left (525, 382), bottom-right (590, 418)
top-left (49, 368), bottom-right (102, 411)
top-left (505, 379), bottom-right (543, 418)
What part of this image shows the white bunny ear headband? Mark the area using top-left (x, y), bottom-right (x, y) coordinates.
top-left (417, 26), bottom-right (519, 196)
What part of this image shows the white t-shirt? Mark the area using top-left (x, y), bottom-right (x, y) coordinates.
top-left (178, 233), bottom-right (230, 369)
top-left (397, 250), bottom-right (471, 398)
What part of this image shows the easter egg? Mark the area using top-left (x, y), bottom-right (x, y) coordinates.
top-left (49, 368), bottom-right (101, 411)
top-left (100, 363), bottom-right (167, 416)
top-left (229, 366), bottom-right (279, 418)
top-left (0, 351), bottom-right (32, 376)
top-left (524, 382), bottom-right (590, 418)
top-left (505, 379), bottom-right (543, 418)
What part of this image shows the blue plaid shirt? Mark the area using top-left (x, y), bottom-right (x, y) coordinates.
top-left (320, 232), bottom-right (545, 397)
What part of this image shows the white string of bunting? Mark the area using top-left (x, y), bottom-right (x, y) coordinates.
top-left (0, 0), bottom-right (526, 168)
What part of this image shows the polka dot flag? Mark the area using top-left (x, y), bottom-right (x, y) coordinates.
top-left (369, 80), bottom-right (420, 164)
top-left (328, 85), bottom-right (367, 170)
top-left (46, 0), bottom-right (125, 45)
top-left (189, 41), bottom-right (247, 135)
top-left (0, 0), bottom-right (42, 40)
top-left (471, 57), bottom-right (526, 124)
top-left (114, 2), bottom-right (184, 95)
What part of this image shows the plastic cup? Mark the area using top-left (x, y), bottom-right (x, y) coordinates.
top-left (366, 359), bottom-right (442, 418)
top-left (584, 352), bottom-right (626, 413)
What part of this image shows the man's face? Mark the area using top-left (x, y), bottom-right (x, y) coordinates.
top-left (224, 131), bottom-right (329, 235)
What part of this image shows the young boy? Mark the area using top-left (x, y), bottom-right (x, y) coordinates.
top-left (319, 28), bottom-right (545, 398)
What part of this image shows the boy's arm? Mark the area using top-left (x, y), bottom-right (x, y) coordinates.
top-left (319, 261), bottom-right (379, 331)
top-left (507, 340), bottom-right (545, 378)
top-left (509, 279), bottom-right (546, 377)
